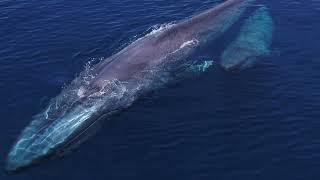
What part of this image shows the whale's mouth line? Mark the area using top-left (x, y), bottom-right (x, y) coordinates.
top-left (56, 108), bottom-right (124, 155)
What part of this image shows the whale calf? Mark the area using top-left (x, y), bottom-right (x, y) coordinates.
top-left (6, 0), bottom-right (254, 172)
top-left (220, 6), bottom-right (273, 70)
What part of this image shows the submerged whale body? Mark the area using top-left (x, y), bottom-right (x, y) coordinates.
top-left (220, 6), bottom-right (273, 70)
top-left (6, 0), bottom-right (253, 172)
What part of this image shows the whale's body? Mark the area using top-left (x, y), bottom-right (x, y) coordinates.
top-left (6, 0), bottom-right (253, 171)
top-left (220, 6), bottom-right (273, 70)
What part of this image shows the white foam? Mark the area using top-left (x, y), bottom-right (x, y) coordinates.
top-left (77, 86), bottom-right (86, 98)
top-left (147, 23), bottom-right (176, 36)
top-left (180, 39), bottom-right (199, 49)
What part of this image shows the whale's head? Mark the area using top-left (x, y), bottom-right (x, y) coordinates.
top-left (6, 76), bottom-right (133, 173)
top-left (5, 100), bottom-right (103, 172)
top-left (5, 79), bottom-right (129, 172)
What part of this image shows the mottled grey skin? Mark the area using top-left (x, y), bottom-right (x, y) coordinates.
top-left (220, 6), bottom-right (273, 71)
top-left (6, 0), bottom-right (253, 172)
top-left (90, 0), bottom-right (254, 87)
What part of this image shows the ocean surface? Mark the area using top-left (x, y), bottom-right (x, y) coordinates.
top-left (1, 0), bottom-right (320, 179)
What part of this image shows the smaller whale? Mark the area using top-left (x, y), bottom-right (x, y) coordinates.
top-left (220, 6), bottom-right (274, 71)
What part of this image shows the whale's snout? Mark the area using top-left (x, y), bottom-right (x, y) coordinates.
top-left (6, 146), bottom-right (43, 172)
top-left (6, 102), bottom-right (102, 172)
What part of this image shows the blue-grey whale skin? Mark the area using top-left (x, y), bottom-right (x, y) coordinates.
top-left (6, 0), bottom-right (253, 172)
top-left (220, 6), bottom-right (273, 71)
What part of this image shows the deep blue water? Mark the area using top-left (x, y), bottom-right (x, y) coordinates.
top-left (1, 0), bottom-right (320, 179)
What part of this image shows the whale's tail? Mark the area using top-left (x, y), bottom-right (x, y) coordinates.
top-left (220, 5), bottom-right (274, 70)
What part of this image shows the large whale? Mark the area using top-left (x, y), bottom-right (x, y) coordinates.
top-left (6, 0), bottom-right (254, 172)
top-left (220, 6), bottom-right (273, 70)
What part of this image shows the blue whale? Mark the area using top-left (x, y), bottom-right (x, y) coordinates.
top-left (6, 0), bottom-right (254, 172)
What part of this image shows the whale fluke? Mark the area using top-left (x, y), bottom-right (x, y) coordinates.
top-left (220, 6), bottom-right (274, 71)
